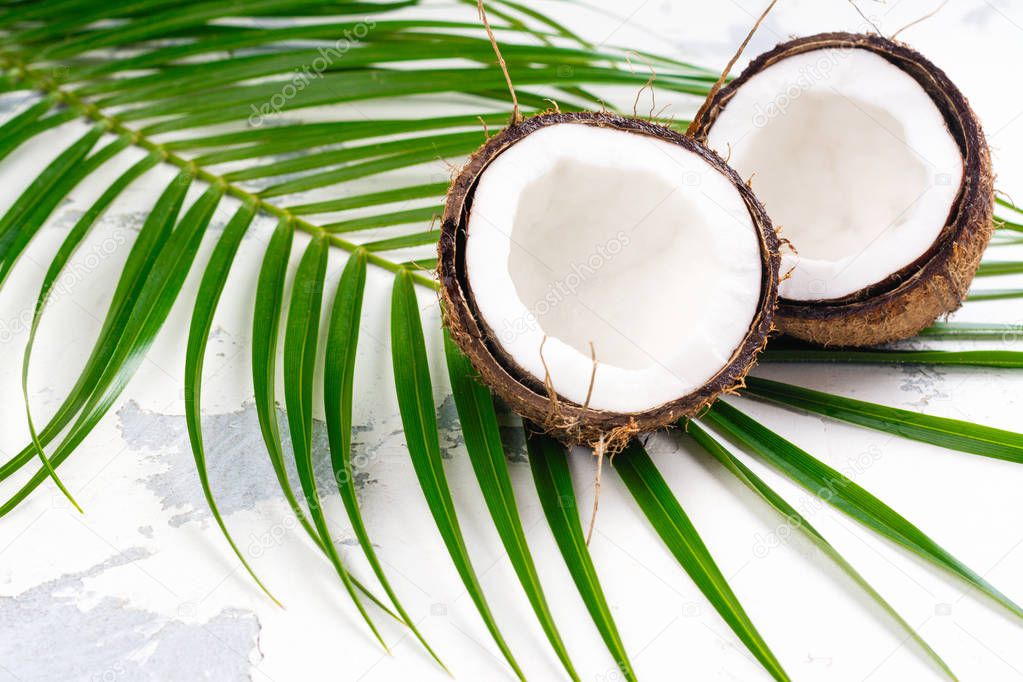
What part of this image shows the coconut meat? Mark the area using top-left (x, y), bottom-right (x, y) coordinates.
top-left (464, 123), bottom-right (762, 414)
top-left (706, 47), bottom-right (963, 301)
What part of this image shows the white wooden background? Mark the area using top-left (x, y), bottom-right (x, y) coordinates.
top-left (1, 1), bottom-right (1022, 680)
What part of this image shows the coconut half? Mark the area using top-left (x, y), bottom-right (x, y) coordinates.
top-left (692, 33), bottom-right (994, 346)
top-left (439, 112), bottom-right (779, 446)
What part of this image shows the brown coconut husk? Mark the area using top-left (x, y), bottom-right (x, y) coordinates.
top-left (689, 32), bottom-right (995, 347)
top-left (438, 111), bottom-right (781, 448)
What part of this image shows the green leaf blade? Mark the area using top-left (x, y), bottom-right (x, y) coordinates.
top-left (2, 168), bottom-right (191, 498)
top-left (685, 422), bottom-right (957, 681)
top-left (283, 234), bottom-right (388, 650)
top-left (760, 349), bottom-right (1023, 368)
top-left (323, 248), bottom-right (446, 668)
top-left (251, 219), bottom-right (321, 541)
top-left (390, 268), bottom-right (524, 680)
top-left (613, 440), bottom-right (790, 682)
top-left (444, 334), bottom-right (579, 681)
top-left (182, 199), bottom-right (280, 604)
top-left (0, 124), bottom-right (106, 283)
top-left (702, 401), bottom-right (1023, 620)
top-left (2, 174), bottom-right (215, 516)
top-left (249, 218), bottom-right (396, 619)
top-left (743, 377), bottom-right (1023, 463)
top-left (525, 430), bottom-right (637, 682)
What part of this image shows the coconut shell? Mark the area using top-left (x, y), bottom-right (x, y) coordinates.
top-left (438, 112), bottom-right (780, 447)
top-left (690, 32), bottom-right (994, 347)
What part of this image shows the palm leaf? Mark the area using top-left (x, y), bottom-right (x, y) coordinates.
top-left (525, 430), bottom-right (637, 682)
top-left (968, 288), bottom-right (1023, 301)
top-left (761, 348), bottom-right (1023, 368)
top-left (684, 422), bottom-right (957, 681)
top-left (248, 218), bottom-right (389, 611)
top-left (251, 219), bottom-right (315, 533)
top-left (324, 249), bottom-right (445, 668)
top-left (390, 267), bottom-right (524, 680)
top-left (2, 170), bottom-right (199, 514)
top-left (976, 260), bottom-right (1023, 277)
top-left (20, 143), bottom-right (156, 514)
top-left (444, 332), bottom-right (579, 681)
top-left (249, 220), bottom-right (397, 618)
top-left (0, 109), bottom-right (78, 161)
top-left (700, 401), bottom-right (1023, 619)
top-left (613, 440), bottom-right (790, 682)
top-left (743, 377), bottom-right (1023, 463)
top-left (0, 124), bottom-right (105, 284)
top-left (182, 200), bottom-right (280, 604)
top-left (1, 159), bottom-right (173, 488)
top-left (917, 321), bottom-right (1023, 340)
top-left (283, 234), bottom-right (389, 650)
top-left (0, 94), bottom-right (56, 151)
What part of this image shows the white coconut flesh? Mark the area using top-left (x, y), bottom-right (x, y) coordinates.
top-left (705, 47), bottom-right (963, 301)
top-left (464, 123), bottom-right (763, 414)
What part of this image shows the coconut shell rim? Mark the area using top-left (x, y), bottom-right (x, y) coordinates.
top-left (689, 32), bottom-right (994, 344)
top-left (438, 111), bottom-right (780, 446)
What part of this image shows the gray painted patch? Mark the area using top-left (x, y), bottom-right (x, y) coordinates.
top-left (437, 394), bottom-right (529, 464)
top-left (437, 395), bottom-right (463, 461)
top-left (118, 390), bottom-right (526, 533)
top-left (495, 399), bottom-right (528, 464)
top-left (118, 401), bottom-right (377, 528)
top-left (963, 1), bottom-right (1003, 26)
top-left (49, 207), bottom-right (147, 234)
top-left (898, 364), bottom-right (948, 407)
top-left (0, 92), bottom-right (37, 117)
top-left (0, 549), bottom-right (261, 682)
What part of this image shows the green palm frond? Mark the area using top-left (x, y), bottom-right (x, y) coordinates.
top-left (743, 377), bottom-right (1023, 464)
top-left (525, 429), bottom-right (637, 682)
top-left (184, 200), bottom-right (276, 602)
top-left (613, 440), bottom-right (790, 681)
top-left (392, 268), bottom-right (524, 679)
top-left (917, 321), bottom-right (1023, 340)
top-left (761, 347), bottom-right (1023, 368)
top-left (700, 402), bottom-right (1023, 619)
top-left (1, 1), bottom-right (1021, 679)
top-left (445, 331), bottom-right (580, 680)
top-left (685, 422), bottom-right (958, 681)
top-left (326, 249), bottom-right (446, 667)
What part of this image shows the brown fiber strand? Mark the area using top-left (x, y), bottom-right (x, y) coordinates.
top-left (585, 435), bottom-right (605, 546)
top-left (583, 342), bottom-right (597, 409)
top-left (543, 98), bottom-right (561, 114)
top-left (632, 65), bottom-right (656, 119)
top-left (846, 0), bottom-right (883, 35)
top-left (477, 0), bottom-right (521, 124)
top-left (890, 0), bottom-right (950, 40)
top-left (539, 335), bottom-right (560, 414)
top-left (685, 0), bottom-right (778, 137)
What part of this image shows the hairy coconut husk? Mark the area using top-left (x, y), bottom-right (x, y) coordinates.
top-left (438, 111), bottom-right (780, 447)
top-left (690, 32), bottom-right (994, 347)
